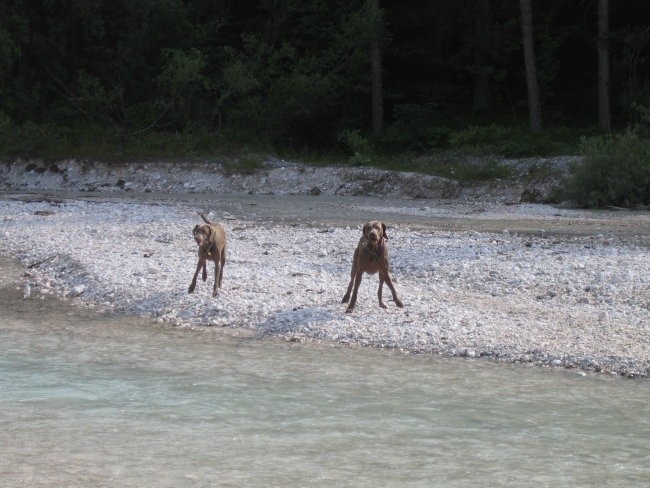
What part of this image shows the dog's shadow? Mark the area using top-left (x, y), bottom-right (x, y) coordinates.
top-left (256, 306), bottom-right (340, 337)
top-left (125, 289), bottom-right (343, 335)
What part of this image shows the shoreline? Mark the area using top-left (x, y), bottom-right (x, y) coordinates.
top-left (1, 187), bottom-right (649, 378)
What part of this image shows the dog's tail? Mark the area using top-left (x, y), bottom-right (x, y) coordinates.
top-left (198, 212), bottom-right (213, 225)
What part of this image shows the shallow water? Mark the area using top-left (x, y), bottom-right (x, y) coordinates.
top-left (1, 257), bottom-right (649, 488)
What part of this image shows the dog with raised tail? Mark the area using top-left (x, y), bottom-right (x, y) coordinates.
top-left (189, 213), bottom-right (226, 297)
top-left (342, 221), bottom-right (403, 313)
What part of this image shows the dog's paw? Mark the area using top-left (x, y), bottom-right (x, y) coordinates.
top-left (188, 285), bottom-right (195, 294)
top-left (395, 299), bottom-right (404, 308)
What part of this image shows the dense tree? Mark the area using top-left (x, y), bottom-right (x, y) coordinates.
top-left (472, 0), bottom-right (493, 112)
top-left (369, 0), bottom-right (385, 136)
top-left (1, 0), bottom-right (649, 154)
top-left (598, 0), bottom-right (611, 133)
top-left (520, 0), bottom-right (542, 132)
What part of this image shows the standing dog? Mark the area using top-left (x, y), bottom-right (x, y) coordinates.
top-left (342, 221), bottom-right (403, 313)
top-left (188, 213), bottom-right (226, 297)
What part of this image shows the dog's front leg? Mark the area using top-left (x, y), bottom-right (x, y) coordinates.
top-left (384, 272), bottom-right (403, 308)
top-left (345, 271), bottom-right (364, 313)
top-left (342, 249), bottom-right (358, 304)
top-left (189, 258), bottom-right (205, 293)
top-left (212, 260), bottom-right (222, 297)
top-left (342, 275), bottom-right (355, 304)
top-left (202, 262), bottom-right (207, 282)
top-left (217, 248), bottom-right (226, 288)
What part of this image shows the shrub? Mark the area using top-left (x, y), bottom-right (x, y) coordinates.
top-left (338, 129), bottom-right (375, 165)
top-left (447, 125), bottom-right (585, 157)
top-left (380, 104), bottom-right (450, 151)
top-left (448, 124), bottom-right (512, 148)
top-left (560, 131), bottom-right (650, 207)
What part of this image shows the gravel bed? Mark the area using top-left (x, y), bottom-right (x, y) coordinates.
top-left (1, 193), bottom-right (649, 378)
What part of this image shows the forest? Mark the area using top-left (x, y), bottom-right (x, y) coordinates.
top-left (1, 1), bottom-right (649, 205)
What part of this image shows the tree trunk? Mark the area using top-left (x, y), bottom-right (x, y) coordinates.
top-left (473, 0), bottom-right (493, 112)
top-left (370, 0), bottom-right (384, 136)
top-left (520, 0), bottom-right (542, 132)
top-left (598, 0), bottom-right (611, 133)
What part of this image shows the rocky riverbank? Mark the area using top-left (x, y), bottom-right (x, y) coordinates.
top-left (1, 158), bottom-right (649, 377)
top-left (0, 156), bottom-right (577, 202)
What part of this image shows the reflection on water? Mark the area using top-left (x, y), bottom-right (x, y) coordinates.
top-left (1, 256), bottom-right (649, 487)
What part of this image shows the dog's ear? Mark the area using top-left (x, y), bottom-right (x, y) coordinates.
top-left (382, 222), bottom-right (388, 240)
top-left (362, 223), bottom-right (370, 238)
top-left (192, 225), bottom-right (200, 237)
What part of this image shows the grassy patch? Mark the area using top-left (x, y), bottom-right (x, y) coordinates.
top-left (445, 124), bottom-right (591, 158)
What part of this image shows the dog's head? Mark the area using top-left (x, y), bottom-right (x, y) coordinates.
top-left (193, 224), bottom-right (212, 248)
top-left (362, 221), bottom-right (387, 247)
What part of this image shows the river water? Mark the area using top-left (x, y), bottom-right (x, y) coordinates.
top-left (1, 256), bottom-right (649, 487)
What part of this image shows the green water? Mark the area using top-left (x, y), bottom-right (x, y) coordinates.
top-left (1, 257), bottom-right (648, 487)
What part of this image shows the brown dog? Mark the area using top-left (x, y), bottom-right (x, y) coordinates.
top-left (342, 221), bottom-right (403, 313)
top-left (188, 213), bottom-right (226, 297)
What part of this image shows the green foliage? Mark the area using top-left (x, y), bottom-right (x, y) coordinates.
top-left (0, 120), bottom-right (68, 159)
top-left (0, 117), bottom-right (239, 162)
top-left (559, 131), bottom-right (650, 208)
top-left (449, 124), bottom-right (512, 148)
top-left (0, 27), bottom-right (20, 84)
top-left (329, 129), bottom-right (513, 181)
top-left (212, 1), bottom-right (374, 148)
top-left (156, 48), bottom-right (211, 128)
top-left (338, 129), bottom-right (375, 165)
top-left (0, 112), bottom-right (12, 133)
top-left (1, 0), bottom-right (650, 161)
top-left (73, 71), bottom-right (123, 125)
top-left (619, 27), bottom-right (650, 122)
top-left (394, 154), bottom-right (513, 181)
top-left (446, 124), bottom-right (585, 157)
top-left (380, 104), bottom-right (450, 151)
